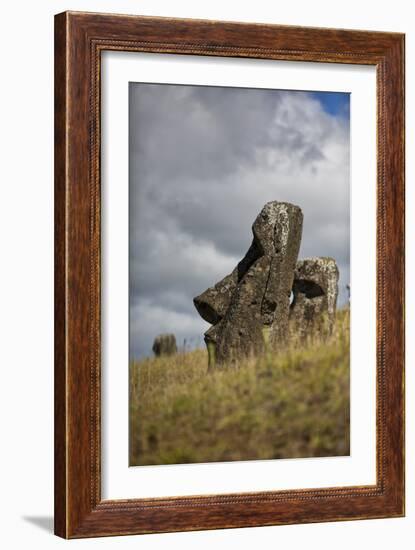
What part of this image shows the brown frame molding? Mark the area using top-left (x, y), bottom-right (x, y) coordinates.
top-left (54, 11), bottom-right (405, 538)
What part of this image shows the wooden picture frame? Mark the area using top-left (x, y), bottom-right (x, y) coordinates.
top-left (54, 11), bottom-right (405, 538)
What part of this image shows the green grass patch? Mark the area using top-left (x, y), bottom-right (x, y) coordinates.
top-left (129, 309), bottom-right (350, 465)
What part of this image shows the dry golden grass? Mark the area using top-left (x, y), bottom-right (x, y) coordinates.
top-left (129, 308), bottom-right (350, 466)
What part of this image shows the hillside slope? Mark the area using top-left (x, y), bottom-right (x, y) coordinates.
top-left (130, 309), bottom-right (350, 466)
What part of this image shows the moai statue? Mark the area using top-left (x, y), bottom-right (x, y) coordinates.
top-left (289, 257), bottom-right (339, 340)
top-left (152, 334), bottom-right (177, 357)
top-left (194, 201), bottom-right (303, 368)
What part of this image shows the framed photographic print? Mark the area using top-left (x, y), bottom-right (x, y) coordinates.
top-left (54, 11), bottom-right (405, 538)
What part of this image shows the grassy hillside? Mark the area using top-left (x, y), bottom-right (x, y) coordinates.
top-left (129, 309), bottom-right (350, 466)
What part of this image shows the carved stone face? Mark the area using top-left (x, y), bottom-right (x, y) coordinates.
top-left (290, 257), bottom-right (339, 340)
top-left (193, 201), bottom-right (304, 367)
top-left (193, 203), bottom-right (339, 368)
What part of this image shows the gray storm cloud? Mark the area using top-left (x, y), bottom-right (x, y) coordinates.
top-left (129, 83), bottom-right (350, 359)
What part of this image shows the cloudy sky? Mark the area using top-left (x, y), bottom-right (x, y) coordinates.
top-left (129, 83), bottom-right (350, 359)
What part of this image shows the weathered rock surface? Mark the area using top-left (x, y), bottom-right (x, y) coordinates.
top-left (152, 334), bottom-right (177, 357)
top-left (263, 203), bottom-right (304, 347)
top-left (194, 203), bottom-right (341, 368)
top-left (193, 240), bottom-right (262, 325)
top-left (215, 255), bottom-right (271, 363)
top-left (290, 257), bottom-right (339, 340)
top-left (194, 201), bottom-right (303, 367)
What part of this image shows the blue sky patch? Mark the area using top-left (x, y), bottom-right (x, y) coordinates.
top-left (312, 91), bottom-right (350, 118)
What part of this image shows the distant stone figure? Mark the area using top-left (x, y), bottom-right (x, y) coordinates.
top-left (152, 334), bottom-right (177, 357)
top-left (194, 201), bottom-right (303, 368)
top-left (290, 257), bottom-right (339, 340)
